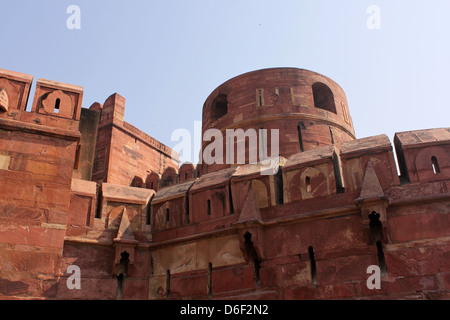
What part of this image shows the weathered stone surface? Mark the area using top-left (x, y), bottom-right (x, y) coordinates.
top-left (56, 277), bottom-right (117, 300)
top-left (388, 212), bottom-right (450, 242)
top-left (152, 180), bottom-right (195, 204)
top-left (0, 68), bottom-right (33, 111)
top-left (170, 272), bottom-right (208, 298)
top-left (212, 264), bottom-right (255, 294)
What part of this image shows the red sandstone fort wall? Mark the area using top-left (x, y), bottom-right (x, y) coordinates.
top-left (0, 67), bottom-right (448, 300)
top-left (0, 69), bottom-right (82, 297)
top-left (52, 128), bottom-right (449, 300)
top-left (91, 93), bottom-right (179, 187)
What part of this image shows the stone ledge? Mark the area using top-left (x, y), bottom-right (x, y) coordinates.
top-left (0, 116), bottom-right (81, 141)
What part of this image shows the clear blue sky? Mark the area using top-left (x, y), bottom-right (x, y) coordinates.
top-left (1, 1), bottom-right (449, 165)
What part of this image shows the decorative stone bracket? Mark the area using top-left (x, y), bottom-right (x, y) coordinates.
top-left (234, 183), bottom-right (265, 261)
top-left (111, 207), bottom-right (138, 276)
top-left (113, 241), bottom-right (137, 276)
top-left (355, 159), bottom-right (391, 244)
top-left (354, 159), bottom-right (391, 225)
top-left (355, 196), bottom-right (391, 225)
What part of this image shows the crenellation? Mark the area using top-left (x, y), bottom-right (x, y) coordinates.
top-left (340, 135), bottom-right (400, 192)
top-left (0, 68), bottom-right (33, 112)
top-left (31, 78), bottom-right (83, 121)
top-left (394, 128), bottom-right (450, 184)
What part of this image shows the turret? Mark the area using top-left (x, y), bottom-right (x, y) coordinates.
top-left (200, 68), bottom-right (355, 174)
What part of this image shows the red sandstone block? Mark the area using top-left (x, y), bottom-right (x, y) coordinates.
top-left (34, 185), bottom-right (72, 209)
top-left (67, 194), bottom-right (93, 226)
top-left (442, 247), bottom-right (450, 272)
top-left (358, 275), bottom-right (438, 297)
top-left (240, 290), bottom-right (283, 300)
top-left (2, 132), bottom-right (77, 162)
top-left (0, 203), bottom-right (48, 225)
top-left (0, 169), bottom-right (32, 182)
top-left (317, 254), bottom-right (375, 285)
top-left (61, 244), bottom-right (114, 277)
top-left (384, 247), bottom-right (443, 277)
top-left (441, 273), bottom-right (450, 289)
top-left (262, 215), bottom-right (367, 260)
top-left (0, 174), bottom-right (72, 210)
top-left (353, 278), bottom-right (418, 299)
top-left (259, 264), bottom-right (282, 288)
top-left (122, 278), bottom-right (149, 300)
top-left (284, 287), bottom-right (312, 300)
top-left (284, 283), bottom-right (355, 300)
top-left (212, 264), bottom-right (255, 293)
top-left (261, 228), bottom-right (294, 258)
top-left (64, 227), bottom-right (88, 238)
top-left (56, 163), bottom-right (77, 183)
top-left (0, 177), bottom-right (36, 203)
top-left (389, 212), bottom-right (450, 242)
top-left (315, 283), bottom-right (356, 299)
top-left (0, 249), bottom-right (59, 274)
top-left (0, 275), bottom-right (58, 298)
top-left (6, 168), bottom-right (69, 185)
top-left (0, 224), bottom-right (66, 249)
top-left (280, 261), bottom-right (311, 287)
top-left (216, 289), bottom-right (283, 300)
top-left (127, 250), bottom-right (151, 278)
top-left (21, 158), bottom-right (60, 177)
top-left (170, 272), bottom-right (208, 298)
top-left (56, 277), bottom-right (117, 299)
top-left (424, 291), bottom-right (450, 300)
top-left (41, 279), bottom-right (60, 298)
top-left (354, 280), bottom-right (381, 297)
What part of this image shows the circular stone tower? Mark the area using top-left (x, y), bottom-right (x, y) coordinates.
top-left (199, 67), bottom-right (356, 174)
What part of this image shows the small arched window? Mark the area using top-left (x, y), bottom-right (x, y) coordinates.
top-left (54, 98), bottom-right (61, 114)
top-left (431, 156), bottom-right (440, 174)
top-left (165, 208), bottom-right (170, 223)
top-left (210, 94), bottom-right (228, 121)
top-left (312, 82), bottom-right (336, 114)
top-left (305, 176), bottom-right (311, 193)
